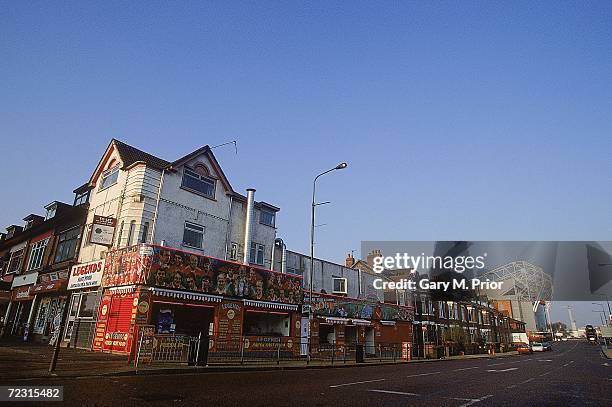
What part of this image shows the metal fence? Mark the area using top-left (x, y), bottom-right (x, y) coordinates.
top-left (134, 333), bottom-right (410, 370)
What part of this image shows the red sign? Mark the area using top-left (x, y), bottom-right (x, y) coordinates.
top-left (11, 285), bottom-right (34, 302)
top-left (31, 279), bottom-right (68, 294)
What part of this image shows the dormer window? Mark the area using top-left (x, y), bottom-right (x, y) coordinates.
top-left (45, 205), bottom-right (56, 220)
top-left (100, 165), bottom-right (119, 190)
top-left (260, 209), bottom-right (275, 227)
top-left (181, 165), bottom-right (216, 199)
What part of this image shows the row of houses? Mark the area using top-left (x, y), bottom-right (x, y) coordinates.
top-left (0, 139), bottom-right (526, 359)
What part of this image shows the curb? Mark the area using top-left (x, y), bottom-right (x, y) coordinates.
top-left (5, 352), bottom-right (520, 381)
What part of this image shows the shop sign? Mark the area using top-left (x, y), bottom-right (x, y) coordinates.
top-left (11, 272), bottom-right (38, 288)
top-left (11, 285), bottom-right (34, 302)
top-left (68, 259), bottom-right (105, 290)
top-left (89, 215), bottom-right (116, 246)
top-left (32, 279), bottom-right (67, 294)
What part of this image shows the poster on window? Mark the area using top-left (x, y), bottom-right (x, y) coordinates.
top-left (89, 215), bottom-right (116, 246)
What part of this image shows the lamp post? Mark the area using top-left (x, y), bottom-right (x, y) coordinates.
top-left (308, 162), bottom-right (347, 362)
top-left (593, 303), bottom-right (607, 326)
top-left (598, 294), bottom-right (612, 325)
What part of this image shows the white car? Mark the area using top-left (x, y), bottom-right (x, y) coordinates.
top-left (531, 343), bottom-right (545, 352)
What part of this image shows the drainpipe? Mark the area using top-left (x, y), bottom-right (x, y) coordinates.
top-left (224, 196), bottom-right (233, 260)
top-left (243, 189), bottom-right (255, 264)
top-left (150, 168), bottom-right (166, 244)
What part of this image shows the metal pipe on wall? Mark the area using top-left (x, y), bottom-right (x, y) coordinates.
top-left (243, 189), bottom-right (255, 264)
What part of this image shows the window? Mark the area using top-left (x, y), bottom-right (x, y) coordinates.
top-left (55, 227), bottom-right (80, 263)
top-left (181, 168), bottom-right (215, 198)
top-left (27, 239), bottom-right (49, 271)
top-left (7, 249), bottom-right (24, 273)
top-left (100, 165), bottom-right (119, 190)
top-left (140, 222), bottom-right (149, 244)
top-left (45, 205), bottom-right (56, 220)
top-left (74, 190), bottom-right (89, 206)
top-left (229, 242), bottom-right (239, 261)
top-left (260, 209), bottom-right (275, 227)
top-left (77, 292), bottom-right (99, 318)
top-left (249, 242), bottom-right (265, 265)
top-left (332, 277), bottom-right (347, 294)
top-left (127, 221), bottom-right (136, 246)
top-left (183, 222), bottom-right (204, 248)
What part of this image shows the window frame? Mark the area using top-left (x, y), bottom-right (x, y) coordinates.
top-left (54, 226), bottom-right (81, 263)
top-left (249, 242), bottom-right (265, 266)
top-left (332, 277), bottom-right (348, 294)
top-left (6, 248), bottom-right (25, 274)
top-left (229, 242), bottom-right (239, 261)
top-left (99, 165), bottom-right (119, 190)
top-left (26, 238), bottom-right (49, 271)
top-left (181, 167), bottom-right (216, 199)
top-left (259, 209), bottom-right (276, 227)
top-left (182, 221), bottom-right (204, 249)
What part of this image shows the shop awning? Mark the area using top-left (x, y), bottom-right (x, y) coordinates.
top-left (107, 285), bottom-right (137, 294)
top-left (351, 319), bottom-right (372, 326)
top-left (150, 287), bottom-right (222, 303)
top-left (31, 279), bottom-right (67, 295)
top-left (243, 299), bottom-right (299, 311)
top-left (324, 317), bottom-right (350, 325)
top-left (380, 320), bottom-right (396, 326)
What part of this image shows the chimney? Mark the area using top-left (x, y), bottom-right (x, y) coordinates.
top-left (243, 189), bottom-right (256, 264)
top-left (345, 253), bottom-right (355, 268)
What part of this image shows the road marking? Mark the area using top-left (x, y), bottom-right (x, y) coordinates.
top-left (453, 394), bottom-right (493, 407)
top-left (368, 389), bottom-right (418, 396)
top-left (519, 378), bottom-right (535, 385)
top-left (486, 367), bottom-right (518, 373)
top-left (538, 359), bottom-right (552, 362)
top-left (487, 362), bottom-right (506, 366)
top-left (406, 371), bottom-right (441, 378)
top-left (454, 366), bottom-right (479, 372)
top-left (329, 379), bottom-right (385, 388)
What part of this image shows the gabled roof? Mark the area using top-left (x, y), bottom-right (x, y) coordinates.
top-left (168, 145), bottom-right (234, 194)
top-left (113, 139), bottom-right (171, 170)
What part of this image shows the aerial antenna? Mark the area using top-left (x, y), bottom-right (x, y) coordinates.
top-left (211, 140), bottom-right (238, 154)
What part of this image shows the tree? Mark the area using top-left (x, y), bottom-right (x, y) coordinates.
top-left (551, 321), bottom-right (568, 334)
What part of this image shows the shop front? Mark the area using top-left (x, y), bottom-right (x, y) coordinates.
top-left (29, 273), bottom-right (69, 344)
top-left (63, 259), bottom-right (105, 349)
top-left (5, 272), bottom-right (38, 340)
top-left (95, 244), bottom-right (303, 358)
top-left (308, 293), bottom-right (414, 356)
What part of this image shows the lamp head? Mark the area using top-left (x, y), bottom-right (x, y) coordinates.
top-left (335, 162), bottom-right (348, 170)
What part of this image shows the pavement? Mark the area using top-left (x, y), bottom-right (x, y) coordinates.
top-left (1, 340), bottom-right (610, 406)
top-left (601, 344), bottom-right (612, 359)
top-left (0, 340), bottom-right (518, 380)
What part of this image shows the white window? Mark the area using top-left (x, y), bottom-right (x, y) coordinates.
top-left (250, 242), bottom-right (265, 265)
top-left (438, 301), bottom-right (445, 318)
top-left (332, 277), bottom-right (347, 294)
top-left (7, 248), bottom-right (25, 274)
top-left (127, 220), bottom-right (136, 246)
top-left (259, 209), bottom-right (275, 227)
top-left (181, 167), bottom-right (216, 198)
top-left (183, 222), bottom-right (204, 248)
top-left (45, 205), bottom-right (56, 220)
top-left (100, 165), bottom-right (119, 190)
top-left (229, 242), bottom-right (239, 261)
top-left (140, 222), bottom-right (149, 244)
top-left (27, 239), bottom-right (49, 271)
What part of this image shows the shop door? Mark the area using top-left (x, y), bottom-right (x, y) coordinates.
top-left (365, 327), bottom-right (375, 354)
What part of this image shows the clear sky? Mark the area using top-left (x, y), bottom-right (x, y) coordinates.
top-left (2, 2), bottom-right (611, 326)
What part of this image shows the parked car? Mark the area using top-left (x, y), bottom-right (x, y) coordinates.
top-left (516, 343), bottom-right (532, 354)
top-left (543, 342), bottom-right (553, 351)
top-left (531, 343), bottom-right (545, 352)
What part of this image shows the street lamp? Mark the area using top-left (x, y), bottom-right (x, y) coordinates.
top-left (592, 303), bottom-right (608, 326)
top-left (308, 162), bottom-right (348, 362)
top-left (598, 294), bottom-right (612, 324)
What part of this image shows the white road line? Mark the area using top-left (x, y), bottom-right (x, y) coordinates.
top-left (454, 366), bottom-right (479, 372)
top-left (406, 371), bottom-right (441, 378)
top-left (329, 378), bottom-right (386, 388)
top-left (519, 378), bottom-right (535, 385)
top-left (486, 367), bottom-right (518, 373)
top-left (368, 389), bottom-right (418, 396)
top-left (453, 394), bottom-right (493, 407)
top-left (487, 362), bottom-right (506, 366)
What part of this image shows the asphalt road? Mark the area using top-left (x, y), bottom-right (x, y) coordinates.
top-left (4, 341), bottom-right (610, 406)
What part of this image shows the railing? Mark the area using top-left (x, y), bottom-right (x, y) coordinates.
top-left (134, 333), bottom-right (411, 370)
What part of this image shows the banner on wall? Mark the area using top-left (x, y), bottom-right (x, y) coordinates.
top-left (309, 293), bottom-right (413, 322)
top-left (102, 245), bottom-right (303, 305)
top-left (68, 259), bottom-right (105, 290)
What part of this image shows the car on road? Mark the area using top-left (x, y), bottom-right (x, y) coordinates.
top-left (531, 343), bottom-right (545, 352)
top-left (516, 343), bottom-right (532, 354)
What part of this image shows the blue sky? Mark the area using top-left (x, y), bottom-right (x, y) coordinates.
top-left (2, 1), bottom-right (611, 325)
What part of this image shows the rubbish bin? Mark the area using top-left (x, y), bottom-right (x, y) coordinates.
top-left (355, 344), bottom-right (365, 363)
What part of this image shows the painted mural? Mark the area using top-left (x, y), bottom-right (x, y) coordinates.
top-left (310, 293), bottom-right (413, 322)
top-left (102, 245), bottom-right (303, 305)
